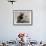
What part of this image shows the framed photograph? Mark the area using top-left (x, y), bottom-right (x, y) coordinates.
top-left (13, 10), bottom-right (33, 25)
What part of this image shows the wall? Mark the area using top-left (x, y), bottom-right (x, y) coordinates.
top-left (0, 0), bottom-right (46, 42)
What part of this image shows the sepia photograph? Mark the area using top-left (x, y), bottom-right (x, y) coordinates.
top-left (13, 10), bottom-right (32, 25)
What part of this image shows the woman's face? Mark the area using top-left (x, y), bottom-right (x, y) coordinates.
top-left (20, 13), bottom-right (24, 17)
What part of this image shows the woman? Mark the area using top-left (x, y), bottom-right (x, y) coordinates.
top-left (17, 13), bottom-right (24, 23)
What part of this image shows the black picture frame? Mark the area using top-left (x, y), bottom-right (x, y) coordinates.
top-left (13, 10), bottom-right (33, 26)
